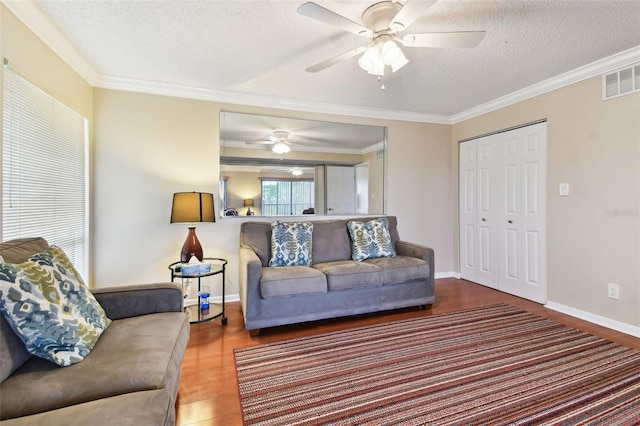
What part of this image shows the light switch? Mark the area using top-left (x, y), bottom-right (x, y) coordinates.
top-left (559, 183), bottom-right (570, 196)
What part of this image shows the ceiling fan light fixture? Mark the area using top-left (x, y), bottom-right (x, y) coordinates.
top-left (390, 50), bottom-right (409, 72)
top-left (381, 40), bottom-right (402, 64)
top-left (272, 141), bottom-right (290, 154)
top-left (358, 44), bottom-right (386, 76)
top-left (358, 38), bottom-right (408, 76)
top-left (358, 46), bottom-right (379, 73)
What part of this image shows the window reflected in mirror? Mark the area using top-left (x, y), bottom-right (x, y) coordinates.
top-left (219, 112), bottom-right (386, 218)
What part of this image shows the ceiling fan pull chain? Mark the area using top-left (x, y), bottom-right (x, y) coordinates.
top-left (378, 75), bottom-right (386, 90)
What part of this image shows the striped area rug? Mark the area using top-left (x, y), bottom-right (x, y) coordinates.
top-left (234, 304), bottom-right (640, 425)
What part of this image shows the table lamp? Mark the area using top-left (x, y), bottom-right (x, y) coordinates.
top-left (244, 199), bottom-right (254, 216)
top-left (171, 192), bottom-right (215, 263)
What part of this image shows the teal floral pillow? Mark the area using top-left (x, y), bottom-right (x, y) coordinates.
top-left (0, 246), bottom-right (111, 366)
top-left (347, 218), bottom-right (397, 261)
top-left (269, 221), bottom-right (313, 267)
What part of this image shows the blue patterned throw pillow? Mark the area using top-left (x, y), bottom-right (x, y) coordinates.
top-left (269, 221), bottom-right (313, 267)
top-left (347, 218), bottom-right (396, 261)
top-left (0, 246), bottom-right (111, 366)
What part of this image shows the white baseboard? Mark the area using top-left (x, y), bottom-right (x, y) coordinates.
top-left (435, 272), bottom-right (461, 279)
top-left (545, 301), bottom-right (640, 338)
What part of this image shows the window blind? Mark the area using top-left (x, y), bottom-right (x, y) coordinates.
top-left (261, 179), bottom-right (314, 216)
top-left (2, 65), bottom-right (89, 279)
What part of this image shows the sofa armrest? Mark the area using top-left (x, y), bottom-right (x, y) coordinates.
top-left (239, 247), bottom-right (263, 326)
top-left (92, 283), bottom-right (183, 320)
top-left (396, 240), bottom-right (435, 282)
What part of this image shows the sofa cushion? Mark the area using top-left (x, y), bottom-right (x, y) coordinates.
top-left (310, 220), bottom-right (352, 263)
top-left (0, 246), bottom-right (111, 366)
top-left (0, 312), bottom-right (189, 420)
top-left (0, 389), bottom-right (174, 426)
top-left (0, 314), bottom-right (31, 383)
top-left (0, 237), bottom-right (49, 264)
top-left (261, 267), bottom-right (327, 298)
top-left (269, 221), bottom-right (313, 267)
top-left (312, 260), bottom-right (383, 290)
top-left (240, 222), bottom-right (272, 266)
top-left (347, 217), bottom-right (396, 261)
top-left (365, 256), bottom-right (430, 285)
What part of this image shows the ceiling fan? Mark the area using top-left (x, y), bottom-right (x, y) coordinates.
top-left (245, 131), bottom-right (297, 154)
top-left (297, 0), bottom-right (485, 76)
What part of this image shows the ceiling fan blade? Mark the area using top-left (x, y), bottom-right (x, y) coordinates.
top-left (401, 31), bottom-right (485, 48)
top-left (306, 45), bottom-right (367, 73)
top-left (297, 2), bottom-right (371, 36)
top-left (389, 0), bottom-right (437, 32)
top-left (245, 141), bottom-right (275, 145)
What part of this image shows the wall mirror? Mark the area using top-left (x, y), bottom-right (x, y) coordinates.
top-left (219, 112), bottom-right (386, 218)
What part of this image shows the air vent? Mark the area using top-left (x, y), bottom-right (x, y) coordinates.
top-left (603, 63), bottom-right (640, 100)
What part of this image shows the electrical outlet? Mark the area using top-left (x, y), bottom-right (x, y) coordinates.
top-left (607, 283), bottom-right (620, 300)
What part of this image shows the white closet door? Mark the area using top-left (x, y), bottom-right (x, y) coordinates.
top-left (476, 135), bottom-right (499, 287)
top-left (496, 123), bottom-right (547, 303)
top-left (459, 141), bottom-right (479, 283)
top-left (459, 122), bottom-right (546, 303)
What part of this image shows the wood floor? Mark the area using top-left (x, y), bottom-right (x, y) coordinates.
top-left (175, 278), bottom-right (640, 426)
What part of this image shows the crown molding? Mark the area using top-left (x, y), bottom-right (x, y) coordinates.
top-left (452, 45), bottom-right (640, 124)
top-left (3, 0), bottom-right (99, 85)
top-left (96, 75), bottom-right (452, 125)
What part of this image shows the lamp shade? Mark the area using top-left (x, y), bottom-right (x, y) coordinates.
top-left (171, 192), bottom-right (215, 263)
top-left (243, 199), bottom-right (254, 207)
top-left (170, 192), bottom-right (215, 224)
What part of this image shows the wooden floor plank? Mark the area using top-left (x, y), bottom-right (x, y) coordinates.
top-left (176, 278), bottom-right (640, 426)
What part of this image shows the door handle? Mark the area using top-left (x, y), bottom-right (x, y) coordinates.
top-left (481, 218), bottom-right (487, 222)
top-left (508, 220), bottom-right (513, 224)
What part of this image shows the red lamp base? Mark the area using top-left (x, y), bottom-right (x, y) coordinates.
top-left (181, 226), bottom-right (203, 263)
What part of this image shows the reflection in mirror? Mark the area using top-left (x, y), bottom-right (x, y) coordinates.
top-left (219, 112), bottom-right (386, 218)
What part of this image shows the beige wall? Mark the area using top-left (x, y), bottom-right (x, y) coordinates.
top-left (452, 77), bottom-right (640, 328)
top-left (93, 89), bottom-right (454, 296)
top-left (0, 5), bottom-right (94, 275)
top-left (0, 6), bottom-right (93, 116)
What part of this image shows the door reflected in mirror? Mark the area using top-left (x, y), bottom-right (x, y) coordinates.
top-left (219, 112), bottom-right (386, 218)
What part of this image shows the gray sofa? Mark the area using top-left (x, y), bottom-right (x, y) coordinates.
top-left (239, 216), bottom-right (434, 335)
top-left (0, 238), bottom-right (189, 426)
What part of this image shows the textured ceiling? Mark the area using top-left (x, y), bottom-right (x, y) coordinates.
top-left (27, 0), bottom-right (640, 117)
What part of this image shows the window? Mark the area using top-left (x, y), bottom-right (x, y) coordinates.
top-left (2, 65), bottom-right (89, 279)
top-left (261, 179), bottom-right (314, 216)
